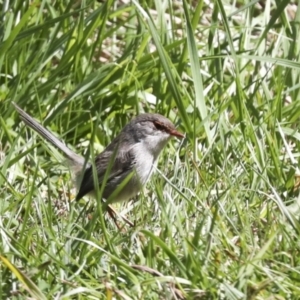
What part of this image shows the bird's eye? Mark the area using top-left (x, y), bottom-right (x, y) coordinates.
top-left (154, 121), bottom-right (165, 131)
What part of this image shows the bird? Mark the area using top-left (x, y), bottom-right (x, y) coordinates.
top-left (13, 103), bottom-right (184, 225)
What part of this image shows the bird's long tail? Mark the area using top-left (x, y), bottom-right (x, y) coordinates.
top-left (13, 102), bottom-right (84, 167)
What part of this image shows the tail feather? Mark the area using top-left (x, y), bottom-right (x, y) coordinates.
top-left (13, 102), bottom-right (84, 167)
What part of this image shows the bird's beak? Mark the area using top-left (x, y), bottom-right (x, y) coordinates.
top-left (169, 129), bottom-right (185, 139)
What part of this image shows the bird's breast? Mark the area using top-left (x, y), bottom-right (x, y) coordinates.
top-left (132, 143), bottom-right (157, 186)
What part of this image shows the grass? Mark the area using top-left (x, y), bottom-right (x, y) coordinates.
top-left (1, 0), bottom-right (300, 299)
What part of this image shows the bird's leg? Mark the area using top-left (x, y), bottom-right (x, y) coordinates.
top-left (107, 205), bottom-right (134, 228)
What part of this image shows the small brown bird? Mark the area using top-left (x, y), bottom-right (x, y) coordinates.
top-left (13, 103), bottom-right (184, 225)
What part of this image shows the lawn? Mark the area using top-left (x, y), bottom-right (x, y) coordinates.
top-left (1, 0), bottom-right (300, 299)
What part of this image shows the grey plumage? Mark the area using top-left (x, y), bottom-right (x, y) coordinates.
top-left (13, 103), bottom-right (184, 203)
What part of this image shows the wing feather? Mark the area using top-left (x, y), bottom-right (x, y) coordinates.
top-left (75, 148), bottom-right (136, 200)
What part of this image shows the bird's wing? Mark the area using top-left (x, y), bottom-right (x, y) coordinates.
top-left (75, 147), bottom-right (136, 201)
